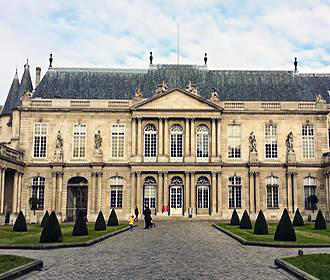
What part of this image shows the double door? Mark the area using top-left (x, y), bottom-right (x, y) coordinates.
top-left (170, 186), bottom-right (183, 215)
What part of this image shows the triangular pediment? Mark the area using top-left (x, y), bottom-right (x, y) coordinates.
top-left (132, 88), bottom-right (221, 111)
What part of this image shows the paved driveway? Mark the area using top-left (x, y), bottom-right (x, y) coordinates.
top-left (1, 221), bottom-right (330, 279)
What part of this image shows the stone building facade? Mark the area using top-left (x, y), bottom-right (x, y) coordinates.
top-left (0, 61), bottom-right (330, 223)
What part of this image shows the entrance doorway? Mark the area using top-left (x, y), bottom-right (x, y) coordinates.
top-left (3, 169), bottom-right (15, 224)
top-left (196, 176), bottom-right (210, 215)
top-left (143, 176), bottom-right (157, 214)
top-left (169, 176), bottom-right (183, 215)
top-left (66, 177), bottom-right (88, 222)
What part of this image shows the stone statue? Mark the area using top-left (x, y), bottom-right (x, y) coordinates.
top-left (149, 51), bottom-right (153, 65)
top-left (249, 131), bottom-right (257, 153)
top-left (94, 130), bottom-right (102, 150)
top-left (49, 53), bottom-right (53, 68)
top-left (211, 88), bottom-right (219, 98)
top-left (135, 87), bottom-right (143, 97)
top-left (286, 132), bottom-right (294, 153)
top-left (204, 53), bottom-right (207, 65)
top-left (186, 80), bottom-right (198, 95)
top-left (315, 94), bottom-right (326, 105)
top-left (155, 81), bottom-right (168, 95)
top-left (54, 130), bottom-right (63, 162)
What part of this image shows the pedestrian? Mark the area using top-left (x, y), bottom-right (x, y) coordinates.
top-left (135, 206), bottom-right (139, 221)
top-left (128, 215), bottom-right (135, 231)
top-left (143, 205), bottom-right (151, 229)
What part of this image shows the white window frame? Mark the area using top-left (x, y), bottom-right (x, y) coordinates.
top-left (33, 123), bottom-right (48, 158)
top-left (144, 124), bottom-right (157, 162)
top-left (32, 176), bottom-right (45, 209)
top-left (265, 123), bottom-right (278, 159)
top-left (304, 176), bottom-right (317, 210)
top-left (110, 176), bottom-right (124, 208)
top-left (302, 124), bottom-right (315, 159)
top-left (111, 123), bottom-right (125, 158)
top-left (72, 123), bottom-right (87, 159)
top-left (196, 125), bottom-right (209, 162)
top-left (144, 185), bottom-right (157, 209)
top-left (266, 176), bottom-right (279, 208)
top-left (170, 124), bottom-right (183, 162)
top-left (228, 124), bottom-right (241, 159)
top-left (228, 176), bottom-right (242, 208)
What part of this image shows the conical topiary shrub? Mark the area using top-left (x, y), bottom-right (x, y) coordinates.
top-left (239, 210), bottom-right (252, 229)
top-left (13, 211), bottom-right (27, 232)
top-left (107, 209), bottom-right (118, 226)
top-left (314, 209), bottom-right (327, 230)
top-left (40, 211), bottom-right (63, 243)
top-left (292, 208), bottom-right (304, 227)
top-left (95, 211), bottom-right (106, 231)
top-left (72, 211), bottom-right (88, 236)
top-left (40, 211), bottom-right (49, 228)
top-left (274, 208), bottom-right (296, 242)
top-left (230, 209), bottom-right (240, 225)
top-left (254, 210), bottom-right (268, 235)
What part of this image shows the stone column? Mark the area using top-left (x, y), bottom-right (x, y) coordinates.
top-left (249, 172), bottom-right (255, 213)
top-left (131, 172), bottom-right (136, 213)
top-left (185, 118), bottom-right (190, 157)
top-left (191, 172), bottom-right (195, 214)
top-left (293, 172), bottom-right (298, 213)
top-left (0, 167), bottom-right (3, 214)
top-left (211, 172), bottom-right (217, 215)
top-left (217, 119), bottom-right (221, 158)
top-left (287, 172), bottom-right (292, 213)
top-left (158, 172), bottom-right (163, 214)
top-left (326, 173), bottom-right (329, 214)
top-left (91, 172), bottom-right (97, 213)
top-left (159, 118), bottom-right (163, 156)
top-left (88, 174), bottom-right (92, 215)
top-left (137, 118), bottom-right (142, 157)
top-left (136, 172), bottom-right (142, 215)
top-left (255, 172), bottom-right (260, 212)
top-left (16, 173), bottom-right (22, 213)
top-left (164, 118), bottom-right (169, 158)
top-left (185, 172), bottom-right (190, 215)
top-left (60, 175), bottom-right (66, 217)
top-left (131, 118), bottom-right (136, 156)
top-left (12, 172), bottom-right (18, 213)
top-left (191, 119), bottom-right (195, 160)
top-left (217, 172), bottom-right (222, 214)
top-left (163, 171), bottom-right (168, 214)
top-left (57, 172), bottom-right (63, 214)
top-left (1, 168), bottom-right (6, 214)
top-left (52, 172), bottom-right (57, 211)
top-left (97, 172), bottom-right (102, 213)
top-left (211, 119), bottom-right (216, 159)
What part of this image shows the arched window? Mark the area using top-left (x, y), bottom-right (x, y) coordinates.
top-left (171, 176), bottom-right (183, 185)
top-left (266, 176), bottom-right (279, 208)
top-left (196, 125), bottom-right (209, 160)
top-left (32, 177), bottom-right (45, 209)
top-left (304, 176), bottom-right (316, 209)
top-left (228, 176), bottom-right (241, 208)
top-left (144, 176), bottom-right (156, 209)
top-left (197, 176), bottom-right (209, 209)
top-left (170, 124), bottom-right (183, 161)
top-left (110, 176), bottom-right (123, 208)
top-left (144, 124), bottom-right (157, 159)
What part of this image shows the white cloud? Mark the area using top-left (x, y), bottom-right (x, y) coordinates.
top-left (0, 0), bottom-right (329, 104)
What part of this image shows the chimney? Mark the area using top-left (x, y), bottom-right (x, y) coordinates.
top-left (35, 67), bottom-right (41, 88)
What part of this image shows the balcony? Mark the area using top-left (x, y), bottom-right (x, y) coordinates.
top-left (0, 144), bottom-right (24, 163)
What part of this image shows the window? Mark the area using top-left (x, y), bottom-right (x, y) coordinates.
top-left (31, 177), bottom-right (45, 209)
top-left (196, 125), bottom-right (209, 160)
top-left (228, 176), bottom-right (242, 208)
top-left (265, 124), bottom-right (277, 159)
top-left (228, 125), bottom-right (241, 158)
top-left (144, 124), bottom-right (157, 159)
top-left (73, 124), bottom-right (86, 158)
top-left (33, 123), bottom-right (47, 158)
top-left (170, 124), bottom-right (183, 161)
top-left (110, 176), bottom-right (123, 208)
top-left (144, 185), bottom-right (156, 208)
top-left (197, 177), bottom-right (209, 209)
top-left (302, 124), bottom-right (315, 158)
top-left (112, 124), bottom-right (125, 158)
top-left (304, 176), bottom-right (316, 210)
top-left (266, 176), bottom-right (279, 208)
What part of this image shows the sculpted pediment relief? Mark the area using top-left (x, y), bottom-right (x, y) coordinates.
top-left (132, 88), bottom-right (221, 111)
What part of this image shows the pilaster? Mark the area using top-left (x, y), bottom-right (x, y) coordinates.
top-left (163, 171), bottom-right (169, 214)
top-left (131, 172), bottom-right (136, 213)
top-left (52, 172), bottom-right (57, 211)
top-left (191, 172), bottom-right (196, 215)
top-left (131, 118), bottom-right (136, 156)
top-left (158, 171), bottom-right (163, 214)
top-left (217, 172), bottom-right (222, 214)
top-left (184, 171), bottom-right (190, 216)
top-left (211, 172), bottom-right (217, 215)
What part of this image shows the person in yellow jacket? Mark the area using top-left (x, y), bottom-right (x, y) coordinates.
top-left (128, 215), bottom-right (135, 231)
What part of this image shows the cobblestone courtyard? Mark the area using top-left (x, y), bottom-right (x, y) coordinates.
top-left (1, 221), bottom-right (330, 279)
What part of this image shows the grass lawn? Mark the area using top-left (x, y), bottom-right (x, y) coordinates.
top-left (217, 223), bottom-right (330, 244)
top-left (0, 224), bottom-right (127, 245)
top-left (0, 255), bottom-right (34, 274)
top-left (283, 254), bottom-right (330, 280)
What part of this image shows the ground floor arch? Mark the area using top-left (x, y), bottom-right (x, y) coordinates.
top-left (66, 176), bottom-right (88, 222)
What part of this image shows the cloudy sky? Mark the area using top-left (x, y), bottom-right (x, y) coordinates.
top-left (1, 0), bottom-right (330, 104)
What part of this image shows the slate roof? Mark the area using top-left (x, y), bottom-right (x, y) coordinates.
top-left (32, 64), bottom-right (330, 102)
top-left (1, 71), bottom-right (20, 115)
